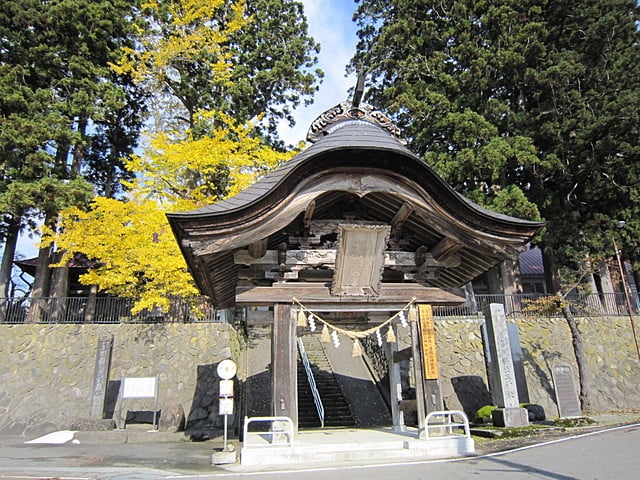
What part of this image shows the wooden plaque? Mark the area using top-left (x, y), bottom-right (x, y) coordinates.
top-left (332, 224), bottom-right (390, 296)
top-left (419, 304), bottom-right (439, 380)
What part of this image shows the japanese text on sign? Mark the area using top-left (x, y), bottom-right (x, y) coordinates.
top-left (419, 304), bottom-right (439, 380)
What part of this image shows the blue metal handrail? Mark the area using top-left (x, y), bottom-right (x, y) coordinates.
top-left (297, 338), bottom-right (325, 428)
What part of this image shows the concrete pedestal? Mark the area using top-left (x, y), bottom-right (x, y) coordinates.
top-left (492, 407), bottom-right (529, 428)
top-left (211, 447), bottom-right (237, 465)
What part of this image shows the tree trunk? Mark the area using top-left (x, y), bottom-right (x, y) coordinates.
top-left (0, 220), bottom-right (20, 320)
top-left (25, 212), bottom-right (56, 323)
top-left (541, 244), bottom-right (561, 294)
top-left (598, 260), bottom-right (616, 314)
top-left (49, 250), bottom-right (69, 322)
top-left (561, 301), bottom-right (593, 413)
top-left (501, 258), bottom-right (523, 315)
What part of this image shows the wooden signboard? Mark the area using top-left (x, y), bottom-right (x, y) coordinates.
top-left (332, 224), bottom-right (390, 296)
top-left (419, 304), bottom-right (439, 380)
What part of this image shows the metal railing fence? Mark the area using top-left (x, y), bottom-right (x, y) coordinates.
top-left (433, 292), bottom-right (640, 318)
top-left (0, 295), bottom-right (222, 324)
top-left (1, 292), bottom-right (638, 324)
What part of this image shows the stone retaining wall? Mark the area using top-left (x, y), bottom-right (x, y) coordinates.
top-left (0, 323), bottom-right (240, 437)
top-left (434, 315), bottom-right (640, 419)
top-left (2, 315), bottom-right (639, 436)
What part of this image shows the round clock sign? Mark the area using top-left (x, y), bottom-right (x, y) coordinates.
top-left (217, 359), bottom-right (237, 380)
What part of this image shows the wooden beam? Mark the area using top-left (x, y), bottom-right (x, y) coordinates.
top-left (236, 283), bottom-right (465, 308)
top-left (272, 304), bottom-right (298, 431)
top-left (235, 249), bottom-right (424, 267)
top-left (430, 237), bottom-right (464, 262)
top-left (390, 202), bottom-right (414, 227)
top-left (302, 200), bottom-right (316, 236)
top-left (247, 238), bottom-right (268, 258)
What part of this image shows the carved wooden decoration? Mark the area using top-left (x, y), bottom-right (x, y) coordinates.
top-left (331, 224), bottom-right (390, 296)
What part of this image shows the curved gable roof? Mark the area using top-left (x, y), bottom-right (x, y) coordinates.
top-left (167, 118), bottom-right (543, 305)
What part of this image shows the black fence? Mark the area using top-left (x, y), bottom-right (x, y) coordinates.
top-left (0, 296), bottom-right (223, 324)
top-left (1, 292), bottom-right (638, 325)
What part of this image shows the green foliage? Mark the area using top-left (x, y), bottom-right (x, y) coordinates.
top-left (352, 0), bottom-right (640, 272)
top-left (113, 0), bottom-right (322, 143)
top-left (476, 405), bottom-right (497, 422)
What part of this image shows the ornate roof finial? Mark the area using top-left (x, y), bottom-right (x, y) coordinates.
top-left (351, 73), bottom-right (365, 108)
top-left (306, 74), bottom-right (405, 144)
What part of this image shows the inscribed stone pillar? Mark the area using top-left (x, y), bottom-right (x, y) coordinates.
top-left (387, 340), bottom-right (405, 432)
top-left (272, 303), bottom-right (298, 432)
top-left (483, 303), bottom-right (529, 427)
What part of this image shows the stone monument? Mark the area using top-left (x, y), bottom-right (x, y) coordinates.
top-left (483, 303), bottom-right (529, 427)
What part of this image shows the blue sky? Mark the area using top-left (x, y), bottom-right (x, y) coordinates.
top-left (278, 0), bottom-right (360, 144)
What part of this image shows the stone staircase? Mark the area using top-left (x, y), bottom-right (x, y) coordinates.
top-left (298, 335), bottom-right (357, 429)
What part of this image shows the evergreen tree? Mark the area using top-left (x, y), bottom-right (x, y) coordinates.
top-left (351, 0), bottom-right (640, 279)
top-left (352, 0), bottom-right (640, 412)
top-left (113, 0), bottom-right (322, 143)
top-left (0, 0), bottom-right (146, 303)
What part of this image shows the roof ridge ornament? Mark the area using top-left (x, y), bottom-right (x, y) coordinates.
top-left (306, 75), bottom-right (405, 144)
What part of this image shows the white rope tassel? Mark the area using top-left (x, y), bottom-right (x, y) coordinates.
top-left (376, 329), bottom-right (383, 347)
top-left (331, 330), bottom-right (340, 348)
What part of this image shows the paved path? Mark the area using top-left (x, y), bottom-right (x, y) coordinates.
top-left (0, 423), bottom-right (639, 479)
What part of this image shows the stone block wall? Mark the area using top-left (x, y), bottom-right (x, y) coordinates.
top-left (0, 322), bottom-right (240, 437)
top-left (2, 314), bottom-right (639, 436)
top-left (436, 315), bottom-right (640, 419)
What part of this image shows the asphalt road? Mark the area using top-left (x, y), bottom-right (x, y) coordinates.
top-left (0, 424), bottom-right (638, 479)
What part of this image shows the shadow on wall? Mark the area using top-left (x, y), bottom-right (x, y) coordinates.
top-left (451, 375), bottom-right (492, 419)
top-left (522, 344), bottom-right (561, 405)
top-left (186, 363), bottom-right (234, 440)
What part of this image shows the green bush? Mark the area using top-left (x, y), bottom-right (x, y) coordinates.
top-left (476, 405), bottom-right (497, 422)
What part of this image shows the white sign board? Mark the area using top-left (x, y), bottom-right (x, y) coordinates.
top-left (122, 376), bottom-right (158, 399)
top-left (220, 379), bottom-right (234, 397)
top-left (219, 397), bottom-right (234, 415)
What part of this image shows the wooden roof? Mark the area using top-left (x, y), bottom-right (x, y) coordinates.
top-left (168, 118), bottom-right (543, 308)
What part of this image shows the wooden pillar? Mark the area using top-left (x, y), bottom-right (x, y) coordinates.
top-left (272, 303), bottom-right (298, 431)
top-left (411, 304), bottom-right (443, 438)
top-left (388, 339), bottom-right (406, 432)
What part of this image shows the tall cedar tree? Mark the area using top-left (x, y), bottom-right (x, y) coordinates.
top-left (351, 0), bottom-right (640, 412)
top-left (0, 0), bottom-right (146, 306)
top-left (351, 0), bottom-right (640, 285)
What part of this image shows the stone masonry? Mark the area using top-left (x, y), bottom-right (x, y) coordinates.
top-left (0, 322), bottom-right (240, 437)
top-left (1, 314), bottom-right (639, 436)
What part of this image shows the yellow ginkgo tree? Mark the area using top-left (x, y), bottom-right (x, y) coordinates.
top-left (44, 113), bottom-right (295, 313)
top-left (41, 0), bottom-right (304, 313)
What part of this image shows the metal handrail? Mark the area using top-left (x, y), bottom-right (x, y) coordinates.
top-left (297, 338), bottom-right (325, 428)
top-left (243, 416), bottom-right (294, 448)
top-left (424, 410), bottom-right (471, 439)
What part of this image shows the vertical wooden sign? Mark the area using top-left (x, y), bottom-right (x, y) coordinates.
top-left (419, 304), bottom-right (439, 380)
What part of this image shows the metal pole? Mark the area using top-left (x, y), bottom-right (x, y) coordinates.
top-left (223, 414), bottom-right (228, 451)
top-left (613, 237), bottom-right (640, 362)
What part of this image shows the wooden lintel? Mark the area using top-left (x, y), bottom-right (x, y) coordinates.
top-left (236, 282), bottom-right (465, 307)
top-left (235, 249), bottom-right (420, 267)
top-left (393, 347), bottom-right (413, 363)
top-left (430, 237), bottom-right (464, 262)
top-left (390, 202), bottom-right (414, 227)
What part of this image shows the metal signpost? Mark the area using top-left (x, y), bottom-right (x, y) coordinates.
top-left (216, 359), bottom-right (237, 453)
